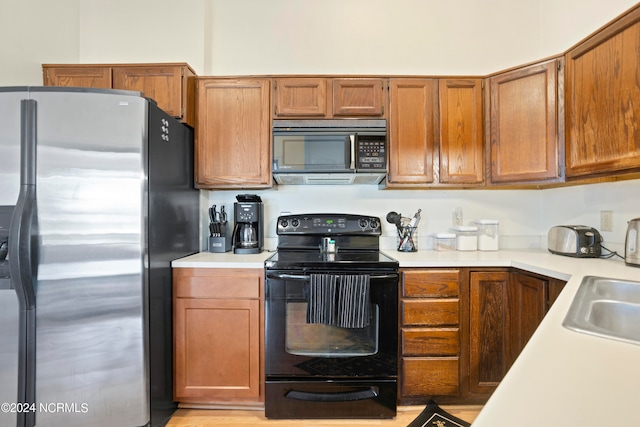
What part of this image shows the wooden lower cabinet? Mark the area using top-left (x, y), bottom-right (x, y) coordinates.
top-left (401, 357), bottom-right (460, 397)
top-left (173, 268), bottom-right (264, 407)
top-left (468, 270), bottom-right (510, 396)
top-left (401, 267), bottom-right (566, 403)
top-left (399, 269), bottom-right (463, 403)
top-left (468, 269), bottom-right (566, 398)
top-left (508, 271), bottom-right (547, 358)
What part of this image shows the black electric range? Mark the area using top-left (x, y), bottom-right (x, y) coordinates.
top-left (264, 213), bottom-right (399, 420)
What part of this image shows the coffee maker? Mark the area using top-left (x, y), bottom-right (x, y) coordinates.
top-left (232, 194), bottom-right (264, 254)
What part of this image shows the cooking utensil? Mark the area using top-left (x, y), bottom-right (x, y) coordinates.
top-left (389, 209), bottom-right (421, 252)
top-left (386, 211), bottom-right (402, 227)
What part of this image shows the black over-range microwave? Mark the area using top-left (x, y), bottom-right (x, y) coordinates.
top-left (272, 119), bottom-right (387, 185)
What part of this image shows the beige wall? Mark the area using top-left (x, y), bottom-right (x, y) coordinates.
top-left (0, 0), bottom-right (638, 251)
top-left (207, 0), bottom-right (638, 75)
top-left (0, 0), bottom-right (80, 85)
top-left (1, 0), bottom-right (638, 83)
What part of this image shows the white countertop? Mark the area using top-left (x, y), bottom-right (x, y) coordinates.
top-left (172, 248), bottom-right (640, 426)
top-left (171, 250), bottom-right (274, 269)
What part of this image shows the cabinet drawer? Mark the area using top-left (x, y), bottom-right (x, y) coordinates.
top-left (173, 268), bottom-right (262, 299)
top-left (402, 270), bottom-right (460, 297)
top-left (402, 299), bottom-right (459, 326)
top-left (402, 328), bottom-right (459, 356)
top-left (401, 357), bottom-right (459, 397)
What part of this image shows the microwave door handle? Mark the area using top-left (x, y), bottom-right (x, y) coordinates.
top-left (349, 134), bottom-right (356, 170)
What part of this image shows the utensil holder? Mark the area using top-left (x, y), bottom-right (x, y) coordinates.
top-left (397, 226), bottom-right (418, 252)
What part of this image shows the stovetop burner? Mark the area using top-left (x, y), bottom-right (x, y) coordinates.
top-left (265, 213), bottom-right (398, 270)
top-left (265, 250), bottom-right (398, 270)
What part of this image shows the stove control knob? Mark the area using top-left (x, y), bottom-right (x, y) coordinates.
top-left (369, 219), bottom-right (379, 230)
top-left (291, 218), bottom-right (300, 228)
top-left (279, 219), bottom-right (289, 229)
top-left (358, 219), bottom-right (369, 229)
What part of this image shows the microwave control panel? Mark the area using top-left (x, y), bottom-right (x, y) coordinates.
top-left (356, 135), bottom-right (386, 171)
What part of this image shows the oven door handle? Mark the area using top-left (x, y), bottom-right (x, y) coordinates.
top-left (266, 272), bottom-right (397, 281)
top-left (285, 386), bottom-right (379, 402)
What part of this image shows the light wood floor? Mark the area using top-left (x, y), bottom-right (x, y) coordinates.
top-left (166, 405), bottom-right (482, 426)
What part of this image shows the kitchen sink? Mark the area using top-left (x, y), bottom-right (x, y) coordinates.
top-left (563, 276), bottom-right (640, 345)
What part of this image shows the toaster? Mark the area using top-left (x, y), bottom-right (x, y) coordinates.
top-left (548, 225), bottom-right (602, 258)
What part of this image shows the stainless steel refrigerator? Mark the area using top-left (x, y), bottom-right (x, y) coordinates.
top-left (0, 87), bottom-right (199, 427)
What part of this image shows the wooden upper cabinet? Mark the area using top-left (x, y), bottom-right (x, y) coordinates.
top-left (43, 66), bottom-right (112, 89)
top-left (43, 63), bottom-right (196, 127)
top-left (273, 78), bottom-right (327, 117)
top-left (332, 78), bottom-right (385, 117)
top-left (438, 79), bottom-right (484, 184)
top-left (112, 65), bottom-right (195, 125)
top-left (273, 77), bottom-right (385, 118)
top-left (565, 5), bottom-right (640, 178)
top-left (487, 59), bottom-right (562, 184)
top-left (195, 78), bottom-right (271, 189)
top-left (387, 78), bottom-right (436, 185)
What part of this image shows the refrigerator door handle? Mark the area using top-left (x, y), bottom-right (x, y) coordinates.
top-left (9, 98), bottom-right (38, 427)
top-left (10, 99), bottom-right (38, 311)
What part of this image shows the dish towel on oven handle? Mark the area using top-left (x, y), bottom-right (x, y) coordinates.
top-left (306, 273), bottom-right (371, 328)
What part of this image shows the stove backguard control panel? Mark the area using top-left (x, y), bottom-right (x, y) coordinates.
top-left (277, 214), bottom-right (381, 235)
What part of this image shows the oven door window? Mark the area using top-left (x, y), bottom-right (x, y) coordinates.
top-left (285, 296), bottom-right (379, 357)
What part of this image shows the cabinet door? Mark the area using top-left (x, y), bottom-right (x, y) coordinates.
top-left (547, 278), bottom-right (567, 309)
top-left (332, 78), bottom-right (385, 117)
top-left (468, 271), bottom-right (509, 396)
top-left (273, 78), bottom-right (327, 117)
top-left (387, 79), bottom-right (436, 185)
top-left (401, 358), bottom-right (459, 397)
top-left (565, 7), bottom-right (640, 177)
top-left (43, 66), bottom-right (112, 88)
top-left (173, 298), bottom-right (260, 400)
top-left (112, 65), bottom-right (186, 120)
top-left (508, 272), bottom-right (547, 362)
top-left (439, 79), bottom-right (484, 184)
top-left (488, 59), bottom-right (561, 183)
top-left (196, 78), bottom-right (271, 188)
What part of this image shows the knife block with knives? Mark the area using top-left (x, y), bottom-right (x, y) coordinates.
top-left (208, 204), bottom-right (232, 253)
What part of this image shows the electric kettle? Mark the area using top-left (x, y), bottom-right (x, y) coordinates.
top-left (625, 217), bottom-right (640, 267)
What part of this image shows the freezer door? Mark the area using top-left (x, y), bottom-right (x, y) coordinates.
top-left (28, 89), bottom-right (150, 427)
top-left (0, 89), bottom-right (25, 427)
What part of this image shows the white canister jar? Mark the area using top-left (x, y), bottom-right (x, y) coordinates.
top-left (434, 233), bottom-right (456, 251)
top-left (451, 226), bottom-right (478, 251)
top-left (473, 219), bottom-right (499, 251)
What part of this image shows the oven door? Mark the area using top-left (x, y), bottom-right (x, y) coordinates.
top-left (265, 269), bottom-right (398, 379)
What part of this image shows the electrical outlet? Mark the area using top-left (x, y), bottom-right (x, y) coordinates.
top-left (600, 210), bottom-right (613, 232)
top-left (453, 207), bottom-right (463, 226)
